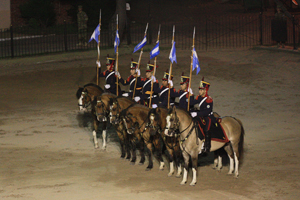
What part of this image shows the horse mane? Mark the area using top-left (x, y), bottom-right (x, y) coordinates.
top-left (83, 83), bottom-right (104, 93)
top-left (119, 103), bottom-right (136, 118)
top-left (116, 96), bottom-right (135, 104)
top-left (76, 87), bottom-right (84, 99)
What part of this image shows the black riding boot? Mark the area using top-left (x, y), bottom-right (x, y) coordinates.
top-left (204, 131), bottom-right (211, 153)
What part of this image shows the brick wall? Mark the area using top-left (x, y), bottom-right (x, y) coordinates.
top-left (11, 0), bottom-right (73, 26)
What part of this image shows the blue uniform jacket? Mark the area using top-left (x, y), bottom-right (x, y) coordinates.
top-left (154, 85), bottom-right (177, 107)
top-left (119, 75), bottom-right (143, 98)
top-left (99, 70), bottom-right (121, 95)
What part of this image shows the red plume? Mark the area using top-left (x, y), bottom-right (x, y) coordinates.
top-left (181, 72), bottom-right (184, 76)
top-left (131, 58), bottom-right (133, 61)
top-left (202, 77), bottom-right (205, 81)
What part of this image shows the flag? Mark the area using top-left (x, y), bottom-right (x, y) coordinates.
top-left (192, 48), bottom-right (200, 75)
top-left (169, 41), bottom-right (177, 63)
top-left (89, 24), bottom-right (100, 43)
top-left (133, 36), bottom-right (147, 53)
top-left (114, 30), bottom-right (120, 53)
top-left (150, 42), bottom-right (160, 59)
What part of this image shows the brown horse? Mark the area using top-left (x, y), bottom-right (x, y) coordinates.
top-left (120, 104), bottom-right (165, 171)
top-left (109, 97), bottom-right (137, 161)
top-left (165, 106), bottom-right (244, 186)
top-left (94, 93), bottom-right (117, 150)
top-left (76, 83), bottom-right (104, 149)
top-left (148, 107), bottom-right (183, 177)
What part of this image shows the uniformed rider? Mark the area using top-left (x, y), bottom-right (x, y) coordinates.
top-left (99, 55), bottom-right (121, 95)
top-left (118, 59), bottom-right (142, 100)
top-left (190, 78), bottom-right (214, 153)
top-left (174, 72), bottom-right (194, 111)
top-left (154, 69), bottom-right (177, 108)
top-left (140, 62), bottom-right (159, 108)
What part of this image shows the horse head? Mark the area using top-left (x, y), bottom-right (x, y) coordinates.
top-left (109, 98), bottom-right (120, 124)
top-left (147, 108), bottom-right (162, 136)
top-left (95, 96), bottom-right (109, 122)
top-left (122, 112), bottom-right (138, 135)
top-left (78, 88), bottom-right (92, 111)
top-left (165, 106), bottom-right (180, 137)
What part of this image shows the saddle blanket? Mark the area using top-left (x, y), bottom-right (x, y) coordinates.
top-left (194, 117), bottom-right (229, 143)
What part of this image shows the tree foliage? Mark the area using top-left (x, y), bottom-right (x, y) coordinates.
top-left (19, 0), bottom-right (56, 28)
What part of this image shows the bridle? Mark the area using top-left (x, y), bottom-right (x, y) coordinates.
top-left (123, 113), bottom-right (148, 135)
top-left (147, 113), bottom-right (163, 135)
top-left (78, 91), bottom-right (91, 109)
top-left (95, 99), bottom-right (109, 120)
top-left (165, 112), bottom-right (180, 137)
top-left (110, 100), bottom-right (122, 123)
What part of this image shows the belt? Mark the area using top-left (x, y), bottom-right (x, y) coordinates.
top-left (147, 95), bottom-right (157, 99)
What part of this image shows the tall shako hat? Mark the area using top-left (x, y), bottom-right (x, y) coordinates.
top-left (199, 77), bottom-right (210, 91)
top-left (162, 69), bottom-right (173, 81)
top-left (146, 61), bottom-right (158, 72)
top-left (106, 54), bottom-right (115, 71)
top-left (130, 58), bottom-right (138, 69)
top-left (180, 72), bottom-right (189, 85)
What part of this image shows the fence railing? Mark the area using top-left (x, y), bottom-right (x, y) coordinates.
top-left (1, 13), bottom-right (299, 59)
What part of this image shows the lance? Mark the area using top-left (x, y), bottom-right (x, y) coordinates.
top-left (116, 14), bottom-right (119, 96)
top-left (132, 23), bottom-right (149, 99)
top-left (96, 9), bottom-right (102, 86)
top-left (168, 25), bottom-right (175, 109)
top-left (187, 27), bottom-right (195, 111)
top-left (149, 24), bottom-right (161, 108)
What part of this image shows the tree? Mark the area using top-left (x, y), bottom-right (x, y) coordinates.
top-left (19, 0), bottom-right (56, 28)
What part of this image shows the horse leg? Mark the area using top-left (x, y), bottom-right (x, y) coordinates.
top-left (180, 151), bottom-right (189, 185)
top-left (224, 144), bottom-right (235, 175)
top-left (101, 121), bottom-right (107, 150)
top-left (130, 139), bottom-right (137, 165)
top-left (231, 142), bottom-right (240, 178)
top-left (167, 148), bottom-right (175, 176)
top-left (153, 137), bottom-right (164, 171)
top-left (190, 151), bottom-right (198, 186)
top-left (213, 149), bottom-right (223, 171)
top-left (138, 140), bottom-right (145, 165)
top-left (145, 142), bottom-right (153, 171)
top-left (175, 149), bottom-right (183, 178)
top-left (93, 119), bottom-right (99, 149)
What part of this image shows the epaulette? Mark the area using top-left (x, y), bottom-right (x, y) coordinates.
top-left (206, 96), bottom-right (213, 103)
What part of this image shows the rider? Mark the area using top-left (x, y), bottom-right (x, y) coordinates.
top-left (140, 62), bottom-right (159, 108)
top-left (190, 77), bottom-right (213, 153)
top-left (174, 72), bottom-right (194, 111)
top-left (117, 59), bottom-right (143, 100)
top-left (99, 54), bottom-right (121, 95)
top-left (154, 69), bottom-right (177, 108)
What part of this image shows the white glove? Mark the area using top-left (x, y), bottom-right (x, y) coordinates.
top-left (152, 104), bottom-right (157, 109)
top-left (134, 96), bottom-right (141, 102)
top-left (189, 88), bottom-right (193, 95)
top-left (122, 93), bottom-right (129, 97)
top-left (136, 69), bottom-right (140, 76)
top-left (191, 112), bottom-right (197, 118)
top-left (96, 60), bottom-right (101, 68)
top-left (151, 75), bottom-right (156, 82)
top-left (105, 84), bottom-right (111, 89)
top-left (169, 80), bottom-right (173, 87)
top-left (115, 71), bottom-right (121, 78)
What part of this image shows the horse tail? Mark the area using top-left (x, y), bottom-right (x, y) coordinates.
top-left (233, 117), bottom-right (245, 163)
top-left (76, 87), bottom-right (84, 99)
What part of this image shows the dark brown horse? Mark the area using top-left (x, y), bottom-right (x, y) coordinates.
top-left (120, 104), bottom-right (165, 171)
top-left (109, 97), bottom-right (137, 161)
top-left (94, 93), bottom-right (117, 150)
top-left (166, 106), bottom-right (244, 186)
top-left (76, 83), bottom-right (104, 149)
top-left (148, 107), bottom-right (183, 177)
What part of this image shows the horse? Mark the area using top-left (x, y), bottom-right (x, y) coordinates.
top-left (94, 93), bottom-right (117, 150)
top-left (165, 106), bottom-right (244, 186)
top-left (120, 104), bottom-right (165, 171)
top-left (148, 107), bottom-right (183, 177)
top-left (109, 96), bottom-right (137, 161)
top-left (76, 83), bottom-right (105, 149)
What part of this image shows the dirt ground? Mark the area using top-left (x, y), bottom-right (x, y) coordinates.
top-left (0, 46), bottom-right (300, 200)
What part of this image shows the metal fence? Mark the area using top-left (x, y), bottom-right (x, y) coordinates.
top-left (1, 13), bottom-right (299, 59)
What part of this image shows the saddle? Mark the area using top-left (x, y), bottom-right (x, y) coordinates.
top-left (194, 117), bottom-right (229, 143)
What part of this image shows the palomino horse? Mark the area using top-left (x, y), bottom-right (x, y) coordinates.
top-left (109, 97), bottom-right (137, 161)
top-left (148, 107), bottom-right (183, 177)
top-left (165, 106), bottom-right (244, 186)
top-left (120, 104), bottom-right (165, 171)
top-left (76, 83), bottom-right (105, 149)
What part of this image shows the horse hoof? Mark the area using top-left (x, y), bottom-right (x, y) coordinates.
top-left (180, 181), bottom-right (186, 185)
top-left (125, 158), bottom-right (130, 161)
top-left (130, 162), bottom-right (135, 165)
top-left (168, 173), bottom-right (173, 177)
top-left (120, 157), bottom-right (125, 160)
top-left (234, 174), bottom-right (239, 178)
top-left (145, 168), bottom-right (152, 171)
top-left (189, 182), bottom-right (196, 186)
top-left (175, 174), bottom-right (181, 178)
top-left (159, 168), bottom-right (164, 171)
top-left (138, 162), bottom-right (144, 165)
top-left (94, 145), bottom-right (99, 149)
